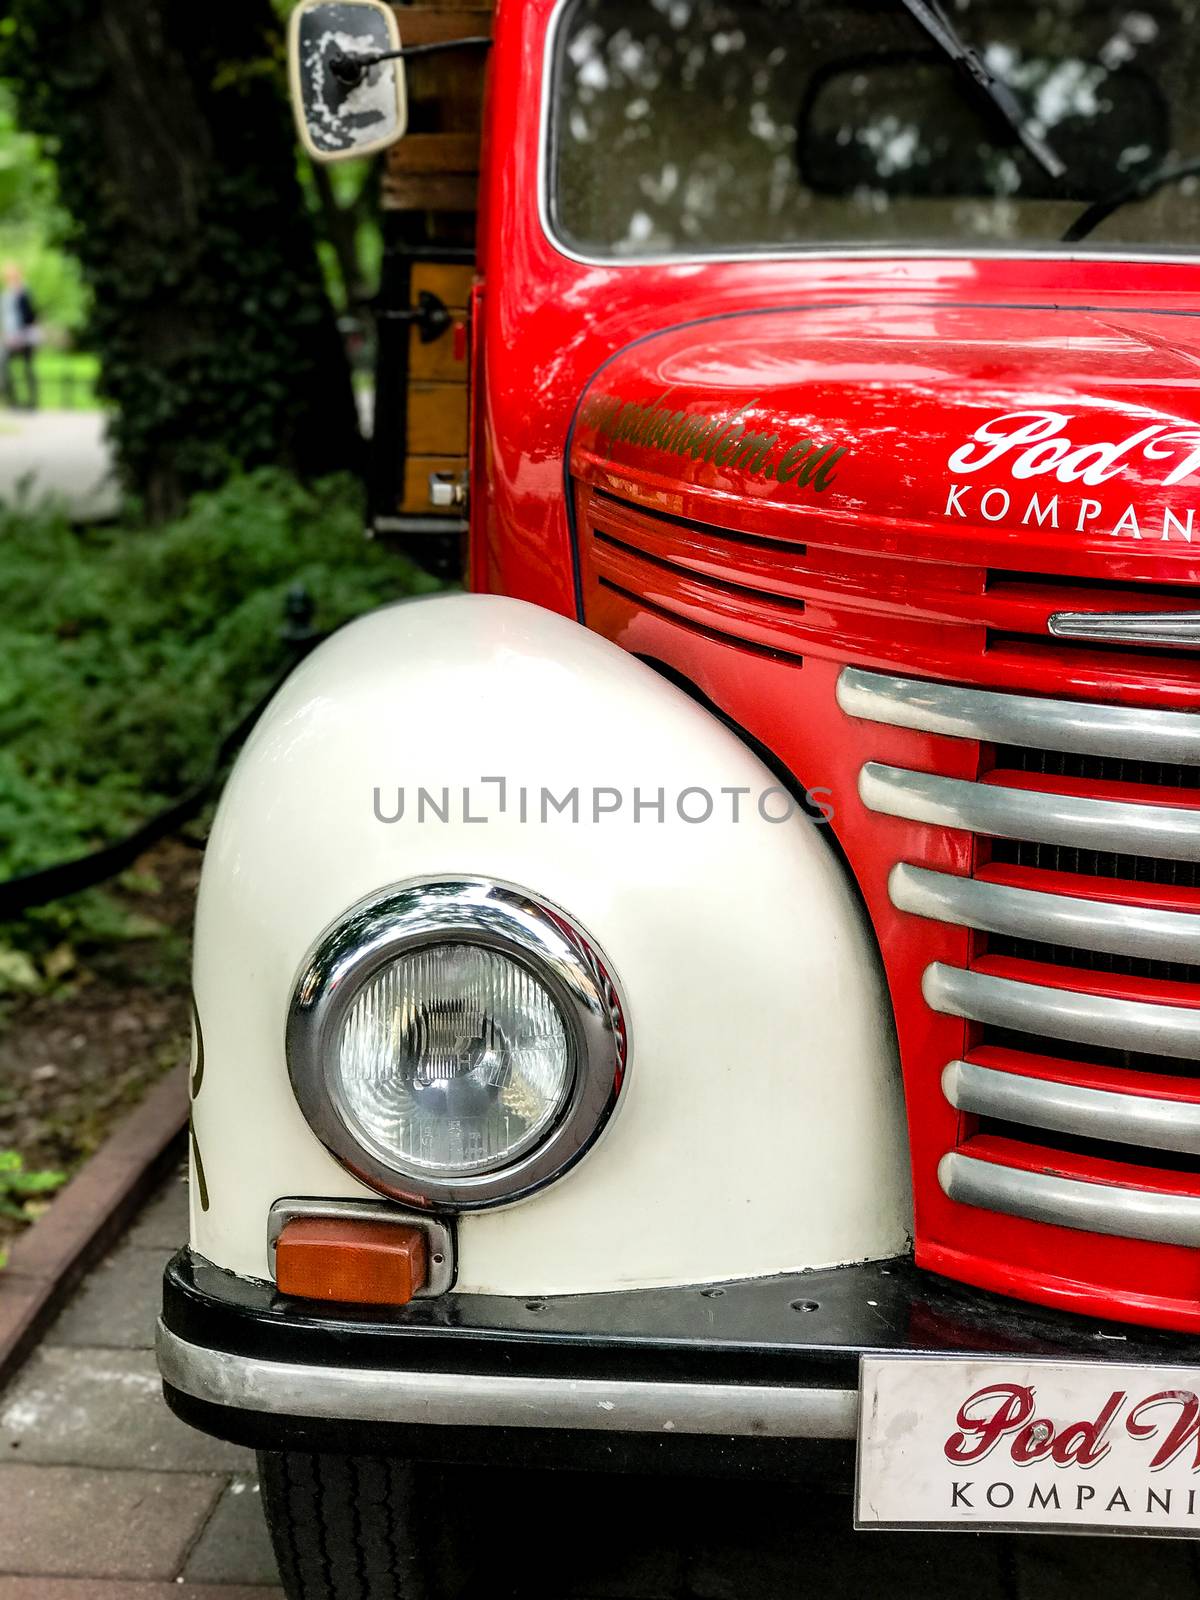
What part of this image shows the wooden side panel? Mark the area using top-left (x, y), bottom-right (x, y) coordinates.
top-left (400, 261), bottom-right (472, 510)
top-left (386, 5), bottom-right (490, 514)
top-left (410, 334), bottom-right (468, 383)
top-left (403, 453), bottom-right (465, 511)
top-left (411, 263), bottom-right (473, 307)
top-left (384, 3), bottom-right (494, 212)
top-left (407, 382), bottom-right (468, 455)
top-left (392, 3), bottom-right (493, 47)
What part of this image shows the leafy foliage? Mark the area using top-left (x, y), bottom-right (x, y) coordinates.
top-left (0, 0), bottom-right (361, 516)
top-left (0, 84), bottom-right (88, 335)
top-left (0, 1149), bottom-right (66, 1221)
top-left (26, 350), bottom-right (100, 409)
top-left (0, 471), bottom-right (440, 970)
top-left (0, 82), bottom-right (51, 221)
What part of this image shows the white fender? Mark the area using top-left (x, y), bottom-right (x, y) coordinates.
top-left (190, 593), bottom-right (911, 1291)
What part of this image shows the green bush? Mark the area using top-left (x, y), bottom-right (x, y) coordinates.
top-left (0, 470), bottom-right (440, 966)
top-left (0, 1149), bottom-right (65, 1220)
top-left (29, 350), bottom-right (101, 410)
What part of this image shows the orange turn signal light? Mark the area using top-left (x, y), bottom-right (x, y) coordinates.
top-left (275, 1216), bottom-right (428, 1306)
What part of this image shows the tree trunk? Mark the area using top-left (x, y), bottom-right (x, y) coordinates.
top-left (309, 159), bottom-right (379, 313)
top-left (2, 0), bottom-right (362, 518)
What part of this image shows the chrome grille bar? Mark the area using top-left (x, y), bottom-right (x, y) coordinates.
top-left (1049, 611), bottom-right (1200, 648)
top-left (891, 863), bottom-right (1200, 963)
top-left (838, 666), bottom-right (1200, 761)
top-left (847, 665), bottom-right (1200, 1245)
top-left (924, 962), bottom-right (1200, 1060)
top-left (862, 764), bottom-right (1200, 863)
top-left (939, 1152), bottom-right (1200, 1247)
top-left (943, 1060), bottom-right (1200, 1157)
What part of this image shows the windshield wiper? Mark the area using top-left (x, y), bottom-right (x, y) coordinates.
top-left (896, 0), bottom-right (1066, 180)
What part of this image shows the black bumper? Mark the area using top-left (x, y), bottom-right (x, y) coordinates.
top-left (160, 1249), bottom-right (1200, 1480)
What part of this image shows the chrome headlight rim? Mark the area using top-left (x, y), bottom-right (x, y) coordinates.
top-left (286, 878), bottom-right (629, 1210)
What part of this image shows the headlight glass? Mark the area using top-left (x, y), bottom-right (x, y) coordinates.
top-left (336, 943), bottom-right (573, 1175)
top-left (287, 879), bottom-right (628, 1209)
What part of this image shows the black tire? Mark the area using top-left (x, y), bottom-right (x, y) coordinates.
top-left (256, 1450), bottom-right (477, 1600)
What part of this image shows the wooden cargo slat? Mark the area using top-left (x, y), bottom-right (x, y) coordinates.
top-left (410, 331), bottom-right (468, 383)
top-left (384, 4), bottom-right (491, 212)
top-left (407, 382), bottom-right (468, 455)
top-left (381, 4), bottom-right (486, 522)
top-left (387, 133), bottom-right (480, 175)
top-left (391, 6), bottom-right (494, 47)
top-left (401, 453), bottom-right (467, 515)
top-left (383, 172), bottom-right (481, 210)
top-left (411, 262), bottom-right (474, 308)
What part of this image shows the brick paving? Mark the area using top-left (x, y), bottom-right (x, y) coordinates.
top-left (3, 1168), bottom-right (1200, 1597)
top-left (0, 1167), bottom-right (281, 1594)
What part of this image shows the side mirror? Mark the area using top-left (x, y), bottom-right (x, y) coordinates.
top-left (288, 0), bottom-right (408, 163)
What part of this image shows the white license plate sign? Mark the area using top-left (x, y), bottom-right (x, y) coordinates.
top-left (857, 1355), bottom-right (1200, 1535)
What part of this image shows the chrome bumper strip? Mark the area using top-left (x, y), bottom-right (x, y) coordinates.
top-left (891, 863), bottom-right (1200, 963)
top-left (862, 763), bottom-right (1200, 863)
top-left (837, 666), bottom-right (1200, 761)
top-left (155, 1323), bottom-right (858, 1439)
top-left (938, 1152), bottom-right (1200, 1248)
top-left (943, 1059), bottom-right (1200, 1157)
top-left (924, 962), bottom-right (1200, 1060)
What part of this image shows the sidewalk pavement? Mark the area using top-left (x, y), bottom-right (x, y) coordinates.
top-left (0, 1165), bottom-right (282, 1596)
top-left (0, 409), bottom-right (119, 521)
top-left (3, 1167), bottom-right (1200, 1599)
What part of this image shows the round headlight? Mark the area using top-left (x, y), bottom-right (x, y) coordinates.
top-left (338, 943), bottom-right (572, 1175)
top-left (287, 880), bottom-right (628, 1208)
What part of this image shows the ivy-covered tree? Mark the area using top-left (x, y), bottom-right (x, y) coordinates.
top-left (0, 0), bottom-right (361, 517)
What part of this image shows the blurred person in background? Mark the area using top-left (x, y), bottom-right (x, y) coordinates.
top-left (2, 262), bottom-right (40, 410)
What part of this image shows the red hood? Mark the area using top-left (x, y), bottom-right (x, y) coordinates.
top-left (570, 301), bottom-right (1200, 579)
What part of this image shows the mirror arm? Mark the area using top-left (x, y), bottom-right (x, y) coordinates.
top-left (394, 36), bottom-right (492, 61)
top-left (330, 36), bottom-right (491, 89)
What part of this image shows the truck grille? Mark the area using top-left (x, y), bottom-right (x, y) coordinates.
top-left (989, 837), bottom-right (1200, 889)
top-left (838, 666), bottom-right (1200, 1251)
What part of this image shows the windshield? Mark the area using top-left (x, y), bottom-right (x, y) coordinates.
top-left (549, 0), bottom-right (1200, 256)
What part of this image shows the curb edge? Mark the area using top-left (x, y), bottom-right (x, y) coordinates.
top-left (0, 1062), bottom-right (188, 1390)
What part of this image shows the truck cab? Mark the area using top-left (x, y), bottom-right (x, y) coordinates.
top-left (160, 1), bottom-right (1200, 1587)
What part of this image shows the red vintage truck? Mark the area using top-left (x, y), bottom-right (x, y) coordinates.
top-left (159, 0), bottom-right (1200, 1591)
